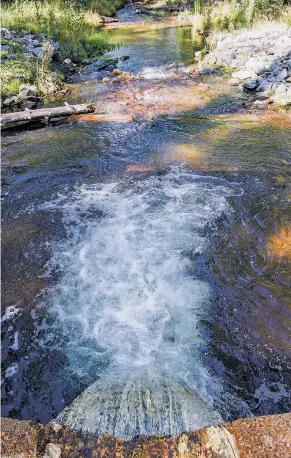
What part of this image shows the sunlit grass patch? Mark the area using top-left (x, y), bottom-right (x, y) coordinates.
top-left (1, 0), bottom-right (113, 62)
top-left (187, 0), bottom-right (291, 36)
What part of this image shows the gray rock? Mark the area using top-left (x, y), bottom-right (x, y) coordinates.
top-left (3, 96), bottom-right (19, 106)
top-left (256, 93), bottom-right (270, 101)
top-left (27, 39), bottom-right (40, 47)
top-left (21, 100), bottom-right (38, 110)
top-left (22, 53), bottom-right (34, 59)
top-left (1, 28), bottom-right (11, 37)
top-left (18, 88), bottom-right (37, 98)
top-left (243, 80), bottom-right (259, 91)
top-left (32, 47), bottom-right (44, 59)
top-left (275, 83), bottom-right (287, 94)
top-left (53, 42), bottom-right (60, 53)
top-left (223, 52), bottom-right (236, 65)
top-left (43, 443), bottom-right (61, 458)
top-left (267, 47), bottom-right (276, 55)
top-left (276, 68), bottom-right (288, 82)
top-left (270, 59), bottom-right (280, 71)
top-left (86, 55), bottom-right (118, 72)
top-left (252, 100), bottom-right (268, 110)
top-left (256, 79), bottom-right (273, 93)
top-left (244, 57), bottom-right (265, 73)
top-left (232, 69), bottom-right (259, 80)
top-left (63, 58), bottom-right (72, 65)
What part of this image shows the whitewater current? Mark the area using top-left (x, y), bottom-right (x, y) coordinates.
top-left (38, 167), bottom-right (244, 436)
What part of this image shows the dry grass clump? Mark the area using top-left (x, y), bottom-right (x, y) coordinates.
top-left (179, 0), bottom-right (291, 36)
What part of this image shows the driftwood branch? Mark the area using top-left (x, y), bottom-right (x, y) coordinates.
top-left (1, 103), bottom-right (96, 128)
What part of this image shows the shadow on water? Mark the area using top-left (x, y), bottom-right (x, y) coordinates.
top-left (1, 21), bottom-right (291, 431)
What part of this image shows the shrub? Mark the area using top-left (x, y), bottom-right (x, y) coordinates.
top-left (254, 0), bottom-right (284, 19)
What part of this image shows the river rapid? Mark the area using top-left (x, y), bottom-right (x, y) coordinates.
top-left (2, 2), bottom-right (291, 437)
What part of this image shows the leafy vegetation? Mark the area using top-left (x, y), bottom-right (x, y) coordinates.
top-left (183, 0), bottom-right (291, 34)
top-left (1, 40), bottom-right (64, 98)
top-left (1, 0), bottom-right (126, 98)
top-left (1, 1), bottom-right (118, 62)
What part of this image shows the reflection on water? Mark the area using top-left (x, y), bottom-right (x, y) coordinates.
top-left (155, 114), bottom-right (291, 174)
top-left (1, 15), bottom-right (291, 433)
top-left (268, 227), bottom-right (291, 260)
top-left (108, 26), bottom-right (202, 74)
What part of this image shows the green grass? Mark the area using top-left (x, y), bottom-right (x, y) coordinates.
top-left (1, 0), bottom-right (126, 98)
top-left (4, 78), bottom-right (21, 96)
top-left (1, 37), bottom-right (65, 98)
top-left (1, 0), bottom-right (118, 62)
top-left (187, 0), bottom-right (291, 35)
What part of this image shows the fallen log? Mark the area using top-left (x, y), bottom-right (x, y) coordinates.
top-left (0, 103), bottom-right (96, 128)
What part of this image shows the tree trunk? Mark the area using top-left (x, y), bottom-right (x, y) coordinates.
top-left (1, 103), bottom-right (96, 128)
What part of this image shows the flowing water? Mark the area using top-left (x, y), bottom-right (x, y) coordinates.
top-left (2, 3), bottom-right (291, 437)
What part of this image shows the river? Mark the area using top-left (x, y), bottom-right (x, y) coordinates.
top-left (2, 3), bottom-right (291, 437)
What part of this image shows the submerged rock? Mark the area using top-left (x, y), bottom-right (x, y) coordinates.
top-left (54, 368), bottom-right (222, 439)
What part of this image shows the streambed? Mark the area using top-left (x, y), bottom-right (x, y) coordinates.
top-left (2, 3), bottom-right (291, 436)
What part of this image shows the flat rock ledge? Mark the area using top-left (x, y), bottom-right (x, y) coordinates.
top-left (1, 413), bottom-right (291, 457)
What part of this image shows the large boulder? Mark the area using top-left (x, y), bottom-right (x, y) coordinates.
top-left (232, 69), bottom-right (259, 80)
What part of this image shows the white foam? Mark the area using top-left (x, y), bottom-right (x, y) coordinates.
top-left (9, 331), bottom-right (19, 351)
top-left (1, 305), bottom-right (20, 323)
top-left (141, 66), bottom-right (177, 79)
top-left (5, 363), bottom-right (19, 378)
top-left (42, 168), bottom-right (242, 402)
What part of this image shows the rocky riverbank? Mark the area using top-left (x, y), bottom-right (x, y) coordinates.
top-left (2, 413), bottom-right (291, 457)
top-left (0, 28), bottom-right (65, 111)
top-left (202, 25), bottom-right (291, 110)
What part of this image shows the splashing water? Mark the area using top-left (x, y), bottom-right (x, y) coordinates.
top-left (41, 167), bottom-right (243, 436)
top-left (54, 367), bottom-right (223, 438)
